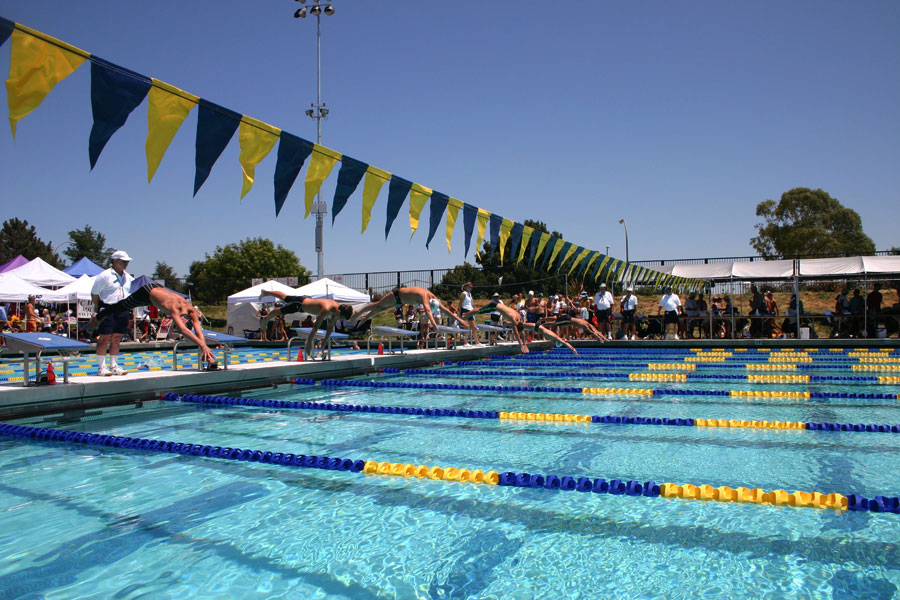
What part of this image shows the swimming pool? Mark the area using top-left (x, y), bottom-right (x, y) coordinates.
top-left (2, 347), bottom-right (899, 598)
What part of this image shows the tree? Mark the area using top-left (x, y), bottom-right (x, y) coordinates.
top-left (187, 237), bottom-right (310, 304)
top-left (0, 218), bottom-right (63, 268)
top-left (152, 261), bottom-right (183, 293)
top-left (64, 225), bottom-right (113, 266)
top-left (751, 188), bottom-right (876, 259)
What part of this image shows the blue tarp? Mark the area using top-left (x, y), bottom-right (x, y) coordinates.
top-left (63, 257), bottom-right (104, 277)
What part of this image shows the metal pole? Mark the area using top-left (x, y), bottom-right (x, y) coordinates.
top-left (314, 11), bottom-right (325, 280)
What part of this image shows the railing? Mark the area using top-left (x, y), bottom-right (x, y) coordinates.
top-left (631, 250), bottom-right (896, 267)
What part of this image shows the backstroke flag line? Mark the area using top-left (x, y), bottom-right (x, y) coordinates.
top-left (0, 17), bottom-right (701, 292)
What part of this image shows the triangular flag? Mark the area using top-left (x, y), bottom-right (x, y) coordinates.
top-left (273, 132), bottom-right (313, 216)
top-left (425, 191), bottom-right (449, 249)
top-left (569, 247), bottom-right (591, 275)
top-left (331, 155), bottom-right (367, 224)
top-left (518, 226), bottom-right (535, 264)
top-left (578, 251), bottom-right (600, 280)
top-left (7, 27), bottom-right (88, 137)
top-left (408, 183), bottom-right (432, 237)
top-left (547, 238), bottom-right (566, 270)
top-left (557, 242), bottom-right (576, 273)
top-left (445, 198), bottom-right (462, 253)
top-left (238, 116), bottom-right (281, 198)
top-left (304, 145), bottom-right (341, 217)
top-left (462, 203), bottom-right (477, 258)
top-left (474, 209), bottom-right (490, 257)
top-left (194, 99), bottom-right (241, 196)
top-left (488, 213), bottom-right (502, 256)
top-left (89, 57), bottom-right (152, 169)
top-left (361, 166), bottom-right (390, 233)
top-left (509, 222), bottom-right (524, 263)
top-left (498, 219), bottom-right (514, 263)
top-left (539, 236), bottom-right (557, 271)
top-left (384, 175), bottom-right (412, 238)
top-left (0, 17), bottom-right (13, 48)
top-left (533, 232), bottom-right (550, 267)
top-left (146, 79), bottom-right (197, 182)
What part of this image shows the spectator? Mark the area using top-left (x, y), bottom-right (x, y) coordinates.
top-left (256, 305), bottom-right (269, 341)
top-left (748, 285), bottom-right (767, 337)
top-left (24, 295), bottom-right (39, 332)
top-left (683, 292), bottom-right (699, 339)
top-left (848, 288), bottom-right (865, 336)
top-left (657, 286), bottom-right (683, 340)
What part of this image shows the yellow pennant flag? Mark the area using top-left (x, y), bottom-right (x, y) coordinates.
top-left (517, 226), bottom-right (534, 263)
top-left (580, 251), bottom-right (600, 277)
top-left (304, 145), bottom-right (341, 217)
top-left (533, 232), bottom-right (551, 267)
top-left (547, 238), bottom-right (566, 270)
top-left (568, 247), bottom-right (591, 275)
top-left (498, 218), bottom-right (514, 263)
top-left (559, 243), bottom-right (578, 271)
top-left (361, 166), bottom-right (390, 233)
top-left (474, 209), bottom-right (490, 257)
top-left (408, 183), bottom-right (432, 237)
top-left (238, 116), bottom-right (281, 199)
top-left (7, 27), bottom-right (89, 137)
top-left (146, 79), bottom-right (198, 182)
top-left (594, 255), bottom-right (611, 281)
top-left (445, 198), bottom-right (462, 252)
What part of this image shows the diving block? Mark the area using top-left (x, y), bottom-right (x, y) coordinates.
top-left (172, 329), bottom-right (247, 371)
top-left (0, 332), bottom-right (91, 386)
top-left (429, 324), bottom-right (468, 349)
top-left (288, 327), bottom-right (349, 361)
top-left (476, 323), bottom-right (510, 345)
top-left (367, 326), bottom-right (418, 355)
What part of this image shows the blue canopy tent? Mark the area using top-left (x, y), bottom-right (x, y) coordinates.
top-left (130, 275), bottom-right (188, 298)
top-left (63, 256), bottom-right (104, 277)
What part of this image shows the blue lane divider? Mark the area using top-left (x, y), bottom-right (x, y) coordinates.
top-left (0, 422), bottom-right (367, 472)
top-left (458, 360), bottom-right (884, 371)
top-left (313, 378), bottom-right (899, 400)
top-left (498, 472), bottom-right (661, 498)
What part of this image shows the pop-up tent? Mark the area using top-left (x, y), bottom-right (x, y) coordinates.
top-left (226, 280), bottom-right (304, 335)
top-left (6, 257), bottom-right (75, 287)
top-left (0, 273), bottom-right (69, 302)
top-left (54, 274), bottom-right (96, 301)
top-left (0, 255), bottom-right (29, 274)
top-left (64, 257), bottom-right (104, 277)
top-left (288, 278), bottom-right (370, 305)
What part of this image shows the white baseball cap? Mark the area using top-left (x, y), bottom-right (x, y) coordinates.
top-left (528, 290), bottom-right (534, 296)
top-left (111, 250), bottom-right (132, 262)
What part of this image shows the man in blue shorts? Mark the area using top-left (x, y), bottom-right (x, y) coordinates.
top-left (90, 250), bottom-right (134, 376)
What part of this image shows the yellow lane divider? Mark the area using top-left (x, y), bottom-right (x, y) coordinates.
top-left (852, 365), bottom-right (900, 371)
top-left (746, 364), bottom-right (799, 371)
top-left (584, 387), bottom-right (654, 396)
top-left (659, 483), bottom-right (848, 509)
top-left (648, 363), bottom-right (696, 371)
top-left (746, 375), bottom-right (810, 384)
top-left (730, 390), bottom-right (811, 398)
top-left (695, 418), bottom-right (805, 429)
top-left (499, 411), bottom-right (592, 423)
top-left (363, 461), bottom-right (499, 485)
top-left (629, 373), bottom-right (687, 382)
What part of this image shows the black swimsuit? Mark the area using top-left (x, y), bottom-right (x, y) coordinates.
top-left (282, 295), bottom-right (310, 314)
top-left (392, 288), bottom-right (402, 305)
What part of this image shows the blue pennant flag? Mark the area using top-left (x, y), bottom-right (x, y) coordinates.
top-left (488, 214), bottom-right (502, 256)
top-left (462, 203), bottom-right (478, 258)
top-left (589, 254), bottom-right (606, 282)
top-left (0, 17), bottom-right (13, 48)
top-left (554, 241), bottom-right (573, 273)
top-left (509, 222), bottom-right (524, 261)
top-left (539, 236), bottom-right (557, 271)
top-left (88, 57), bottom-right (151, 169)
top-left (194, 99), bottom-right (241, 196)
top-left (384, 175), bottom-right (412, 239)
top-left (331, 155), bottom-right (367, 224)
top-left (527, 230), bottom-right (541, 266)
top-left (425, 191), bottom-right (449, 249)
top-left (273, 132), bottom-right (314, 216)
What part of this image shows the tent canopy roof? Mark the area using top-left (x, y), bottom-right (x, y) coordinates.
top-left (0, 255), bottom-right (29, 274)
top-left (639, 255), bottom-right (900, 282)
top-left (6, 257), bottom-right (75, 287)
top-left (0, 273), bottom-right (70, 302)
top-left (63, 256), bottom-right (104, 277)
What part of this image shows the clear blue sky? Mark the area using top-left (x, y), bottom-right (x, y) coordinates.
top-left (2, 1), bottom-right (898, 279)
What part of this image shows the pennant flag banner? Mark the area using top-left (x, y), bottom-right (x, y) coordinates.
top-left (146, 79), bottom-right (198, 182)
top-left (88, 57), bottom-right (151, 169)
top-left (488, 213), bottom-right (502, 255)
top-left (360, 166), bottom-right (390, 232)
top-left (304, 145), bottom-right (341, 217)
top-left (194, 99), bottom-right (241, 196)
top-left (238, 116), bottom-right (281, 198)
top-left (474, 208), bottom-right (490, 257)
top-left (384, 175), bottom-right (413, 239)
top-left (273, 132), bottom-right (314, 217)
top-left (445, 198), bottom-right (462, 253)
top-left (6, 26), bottom-right (89, 137)
top-left (408, 183), bottom-right (432, 237)
top-left (331, 155), bottom-right (368, 223)
top-left (425, 191), bottom-right (449, 249)
top-left (2, 19), bottom-right (703, 292)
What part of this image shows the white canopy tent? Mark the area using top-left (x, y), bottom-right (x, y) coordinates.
top-left (6, 257), bottom-right (75, 287)
top-left (226, 280), bottom-right (307, 335)
top-left (290, 278), bottom-right (370, 305)
top-left (54, 274), bottom-right (96, 301)
top-left (637, 255), bottom-right (900, 283)
top-left (0, 273), bottom-right (70, 302)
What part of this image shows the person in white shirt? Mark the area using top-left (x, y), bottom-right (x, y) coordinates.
top-left (620, 287), bottom-right (639, 340)
top-left (458, 282), bottom-right (480, 344)
top-left (90, 250), bottom-right (135, 376)
top-left (657, 286), bottom-right (683, 340)
top-left (593, 283), bottom-right (614, 337)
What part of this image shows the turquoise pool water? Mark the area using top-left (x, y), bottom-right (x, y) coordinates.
top-left (2, 348), bottom-right (899, 599)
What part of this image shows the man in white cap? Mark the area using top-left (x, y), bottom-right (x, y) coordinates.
top-left (593, 283), bottom-right (614, 338)
top-left (658, 285), bottom-right (683, 340)
top-left (620, 287), bottom-right (638, 340)
top-left (90, 250), bottom-right (134, 376)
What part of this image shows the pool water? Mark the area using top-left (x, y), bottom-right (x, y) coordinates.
top-left (2, 348), bottom-right (899, 599)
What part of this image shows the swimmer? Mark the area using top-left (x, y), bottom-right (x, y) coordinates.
top-left (544, 315), bottom-right (608, 343)
top-left (258, 289), bottom-right (353, 360)
top-left (352, 286), bottom-right (466, 331)
top-left (464, 297), bottom-right (530, 353)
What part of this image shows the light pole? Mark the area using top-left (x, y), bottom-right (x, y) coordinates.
top-left (294, 0), bottom-right (334, 280)
top-left (618, 219), bottom-right (629, 264)
top-left (52, 241), bottom-right (73, 264)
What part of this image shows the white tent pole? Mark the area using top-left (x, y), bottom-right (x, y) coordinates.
top-left (793, 259), bottom-right (801, 339)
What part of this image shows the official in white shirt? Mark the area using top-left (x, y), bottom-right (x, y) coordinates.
top-left (593, 283), bottom-right (614, 337)
top-left (657, 286), bottom-right (683, 340)
top-left (91, 250), bottom-right (135, 376)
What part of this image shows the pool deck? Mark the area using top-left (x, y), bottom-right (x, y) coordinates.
top-left (0, 341), bottom-right (538, 421)
top-left (1, 337), bottom-right (896, 421)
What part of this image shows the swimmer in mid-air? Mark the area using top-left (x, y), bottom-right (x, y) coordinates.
top-left (352, 286), bottom-right (466, 330)
top-left (466, 296), bottom-right (579, 355)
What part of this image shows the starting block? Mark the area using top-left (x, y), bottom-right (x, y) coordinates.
top-left (172, 329), bottom-right (247, 371)
top-left (367, 326), bottom-right (418, 355)
top-left (0, 333), bottom-right (91, 386)
top-left (289, 327), bottom-right (350, 361)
